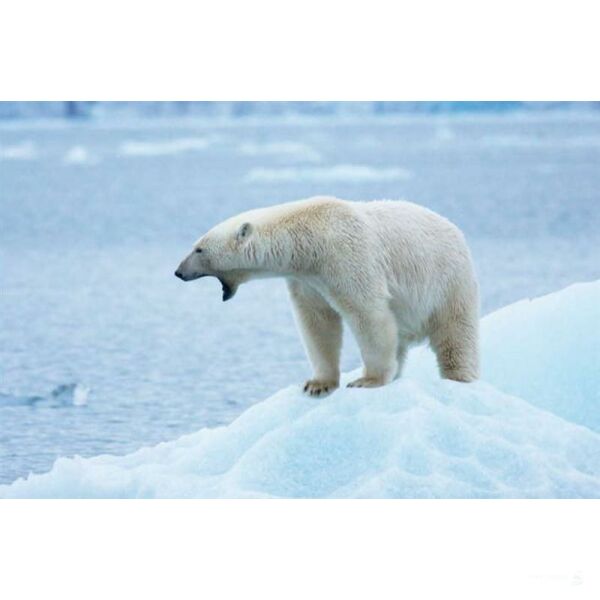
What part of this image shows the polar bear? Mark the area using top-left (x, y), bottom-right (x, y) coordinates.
top-left (175, 196), bottom-right (479, 395)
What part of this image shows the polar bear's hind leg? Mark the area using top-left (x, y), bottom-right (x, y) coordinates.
top-left (430, 297), bottom-right (479, 383)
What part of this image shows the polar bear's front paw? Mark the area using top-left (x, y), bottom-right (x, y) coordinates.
top-left (347, 376), bottom-right (386, 388)
top-left (303, 380), bottom-right (338, 397)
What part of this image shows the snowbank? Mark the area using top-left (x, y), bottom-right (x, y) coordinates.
top-left (2, 281), bottom-right (599, 498)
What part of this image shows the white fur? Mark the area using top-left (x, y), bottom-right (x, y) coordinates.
top-left (176, 196), bottom-right (480, 394)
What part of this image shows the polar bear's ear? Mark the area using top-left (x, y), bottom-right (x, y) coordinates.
top-left (236, 222), bottom-right (253, 243)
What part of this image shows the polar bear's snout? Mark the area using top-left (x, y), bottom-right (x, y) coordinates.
top-left (174, 267), bottom-right (204, 282)
top-left (174, 269), bottom-right (190, 280)
top-left (173, 261), bottom-right (200, 281)
top-left (174, 251), bottom-right (207, 282)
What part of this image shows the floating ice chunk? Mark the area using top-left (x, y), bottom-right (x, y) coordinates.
top-left (0, 383), bottom-right (90, 408)
top-left (0, 141), bottom-right (37, 160)
top-left (119, 137), bottom-right (216, 157)
top-left (434, 125), bottom-right (454, 142)
top-left (482, 134), bottom-right (600, 148)
top-left (63, 145), bottom-right (96, 165)
top-left (238, 141), bottom-right (321, 162)
top-left (245, 164), bottom-right (412, 183)
top-left (51, 383), bottom-right (90, 406)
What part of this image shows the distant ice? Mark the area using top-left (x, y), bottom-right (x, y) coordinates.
top-left (482, 134), bottom-right (600, 148)
top-left (2, 281), bottom-right (598, 498)
top-left (434, 125), bottom-right (455, 142)
top-left (68, 384), bottom-right (90, 406)
top-left (63, 146), bottom-right (97, 165)
top-left (238, 141), bottom-right (321, 162)
top-left (0, 141), bottom-right (36, 160)
top-left (246, 164), bottom-right (412, 183)
top-left (119, 137), bottom-right (217, 157)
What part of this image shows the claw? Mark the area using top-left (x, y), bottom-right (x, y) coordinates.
top-left (302, 380), bottom-right (338, 396)
top-left (347, 377), bottom-right (385, 389)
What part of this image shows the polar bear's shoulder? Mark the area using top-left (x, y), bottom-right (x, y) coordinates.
top-left (248, 196), bottom-right (354, 227)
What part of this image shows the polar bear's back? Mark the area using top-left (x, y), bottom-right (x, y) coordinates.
top-left (353, 199), bottom-right (472, 272)
top-left (358, 199), bottom-right (463, 243)
top-left (297, 197), bottom-right (474, 286)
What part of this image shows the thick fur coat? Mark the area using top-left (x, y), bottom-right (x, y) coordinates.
top-left (176, 196), bottom-right (480, 394)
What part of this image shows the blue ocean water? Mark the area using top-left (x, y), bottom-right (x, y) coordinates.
top-left (1, 112), bottom-right (599, 484)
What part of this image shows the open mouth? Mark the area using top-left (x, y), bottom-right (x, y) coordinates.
top-left (176, 271), bottom-right (235, 301)
top-left (219, 278), bottom-right (234, 302)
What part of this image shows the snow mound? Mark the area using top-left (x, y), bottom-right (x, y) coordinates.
top-left (2, 281), bottom-right (598, 498)
top-left (245, 164), bottom-right (412, 183)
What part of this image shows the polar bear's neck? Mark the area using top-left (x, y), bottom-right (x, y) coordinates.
top-left (258, 218), bottom-right (333, 276)
top-left (245, 225), bottom-right (315, 275)
top-left (237, 196), bottom-right (346, 277)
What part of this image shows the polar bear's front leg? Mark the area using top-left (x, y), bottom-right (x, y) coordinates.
top-left (344, 303), bottom-right (398, 388)
top-left (287, 280), bottom-right (342, 396)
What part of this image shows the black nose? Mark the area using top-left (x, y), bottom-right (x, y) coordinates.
top-left (175, 270), bottom-right (184, 279)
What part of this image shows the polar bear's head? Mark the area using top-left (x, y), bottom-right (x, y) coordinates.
top-left (174, 218), bottom-right (256, 301)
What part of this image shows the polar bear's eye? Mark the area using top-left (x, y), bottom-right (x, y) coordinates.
top-left (195, 248), bottom-right (203, 253)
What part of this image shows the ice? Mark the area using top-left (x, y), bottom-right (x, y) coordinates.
top-left (482, 133), bottom-right (600, 147)
top-left (238, 141), bottom-right (321, 162)
top-left (2, 282), bottom-right (598, 498)
top-left (63, 145), bottom-right (96, 165)
top-left (433, 125), bottom-right (455, 143)
top-left (55, 383), bottom-right (90, 407)
top-left (119, 136), bottom-right (217, 156)
top-left (245, 164), bottom-right (412, 183)
top-left (0, 141), bottom-right (37, 160)
top-left (0, 383), bottom-right (90, 408)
